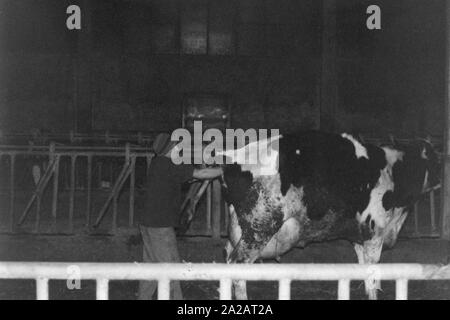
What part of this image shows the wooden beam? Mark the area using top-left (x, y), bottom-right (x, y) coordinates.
top-left (320, 0), bottom-right (338, 131)
top-left (74, 0), bottom-right (93, 133)
top-left (442, 0), bottom-right (450, 240)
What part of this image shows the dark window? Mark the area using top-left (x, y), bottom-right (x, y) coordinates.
top-left (209, 0), bottom-right (234, 55)
top-left (150, 0), bottom-right (178, 53)
top-left (181, 0), bottom-right (208, 54)
top-left (142, 0), bottom-right (316, 56)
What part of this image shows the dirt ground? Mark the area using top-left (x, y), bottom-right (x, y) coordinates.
top-left (1, 234), bottom-right (450, 300)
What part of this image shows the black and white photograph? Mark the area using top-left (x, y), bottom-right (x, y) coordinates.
top-left (1, 0), bottom-right (450, 306)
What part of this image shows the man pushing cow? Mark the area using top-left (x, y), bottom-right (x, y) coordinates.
top-left (138, 133), bottom-right (222, 300)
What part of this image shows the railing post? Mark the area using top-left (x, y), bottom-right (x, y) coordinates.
top-left (395, 279), bottom-right (408, 300)
top-left (36, 278), bottom-right (49, 300)
top-left (337, 279), bottom-right (350, 300)
top-left (96, 278), bottom-right (109, 300)
top-left (219, 278), bottom-right (232, 300)
top-left (278, 279), bottom-right (291, 300)
top-left (158, 279), bottom-right (170, 300)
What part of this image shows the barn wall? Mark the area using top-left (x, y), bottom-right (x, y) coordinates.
top-left (0, 0), bottom-right (446, 137)
top-left (336, 0), bottom-right (446, 137)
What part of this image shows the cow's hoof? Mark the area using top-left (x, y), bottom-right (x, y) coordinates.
top-left (367, 289), bottom-right (378, 300)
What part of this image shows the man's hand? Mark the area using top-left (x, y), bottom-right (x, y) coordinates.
top-left (192, 167), bottom-right (223, 180)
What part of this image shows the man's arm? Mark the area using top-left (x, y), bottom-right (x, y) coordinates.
top-left (192, 167), bottom-right (223, 180)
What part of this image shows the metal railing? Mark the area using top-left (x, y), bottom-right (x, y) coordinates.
top-left (1, 262), bottom-right (450, 300)
top-left (0, 143), bottom-right (154, 233)
top-left (0, 143), bottom-right (224, 237)
top-left (0, 138), bottom-right (444, 238)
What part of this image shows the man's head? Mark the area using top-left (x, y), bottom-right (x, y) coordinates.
top-left (152, 133), bottom-right (178, 157)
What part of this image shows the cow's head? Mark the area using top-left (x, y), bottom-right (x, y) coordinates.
top-left (382, 138), bottom-right (441, 211)
top-left (362, 138), bottom-right (441, 248)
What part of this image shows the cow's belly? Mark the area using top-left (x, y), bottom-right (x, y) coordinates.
top-left (259, 217), bottom-right (302, 259)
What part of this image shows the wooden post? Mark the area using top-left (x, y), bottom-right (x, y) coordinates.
top-left (320, 0), bottom-right (338, 131)
top-left (206, 183), bottom-right (212, 234)
top-left (51, 155), bottom-right (60, 231)
top-left (443, 0), bottom-right (450, 240)
top-left (74, 0), bottom-right (93, 133)
top-left (128, 156), bottom-right (136, 227)
top-left (86, 154), bottom-right (93, 227)
top-left (211, 179), bottom-right (222, 240)
top-left (430, 190), bottom-right (436, 234)
top-left (9, 154), bottom-right (15, 232)
top-left (69, 155), bottom-right (77, 233)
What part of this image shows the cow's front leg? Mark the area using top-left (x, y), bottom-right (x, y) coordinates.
top-left (225, 239), bottom-right (248, 300)
top-left (233, 280), bottom-right (248, 300)
top-left (354, 236), bottom-right (384, 300)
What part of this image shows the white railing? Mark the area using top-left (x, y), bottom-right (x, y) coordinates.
top-left (1, 262), bottom-right (450, 300)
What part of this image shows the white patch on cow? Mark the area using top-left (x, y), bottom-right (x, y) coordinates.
top-left (341, 133), bottom-right (369, 159)
top-left (354, 239), bottom-right (383, 299)
top-left (217, 135), bottom-right (282, 177)
top-left (356, 167), bottom-right (394, 231)
top-left (253, 174), bottom-right (306, 221)
top-left (260, 217), bottom-right (301, 259)
top-left (251, 176), bottom-right (306, 259)
top-left (227, 204), bottom-right (242, 249)
top-left (381, 146), bottom-right (404, 168)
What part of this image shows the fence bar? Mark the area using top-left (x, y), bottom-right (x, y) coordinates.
top-left (212, 180), bottom-right (222, 240)
top-left (9, 154), bottom-right (15, 232)
top-left (93, 160), bottom-right (132, 228)
top-left (337, 279), bottom-right (350, 300)
top-left (158, 279), bottom-right (170, 300)
top-left (69, 156), bottom-right (77, 233)
top-left (34, 195), bottom-right (41, 233)
top-left (278, 279), bottom-right (291, 300)
top-left (414, 202), bottom-right (419, 234)
top-left (36, 278), bottom-right (49, 300)
top-left (129, 157), bottom-right (136, 227)
top-left (112, 192), bottom-right (118, 231)
top-left (395, 279), bottom-right (408, 300)
top-left (51, 156), bottom-right (60, 222)
top-left (96, 278), bottom-right (109, 300)
top-left (430, 190), bottom-right (436, 233)
top-left (3, 262), bottom-right (450, 281)
top-left (219, 278), bottom-right (232, 300)
top-left (18, 158), bottom-right (56, 226)
top-left (206, 184), bottom-right (212, 234)
top-left (86, 155), bottom-right (92, 227)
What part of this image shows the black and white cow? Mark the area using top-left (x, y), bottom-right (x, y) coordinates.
top-left (218, 130), bottom-right (439, 300)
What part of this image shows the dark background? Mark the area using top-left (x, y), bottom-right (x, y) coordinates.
top-left (0, 0), bottom-right (445, 137)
